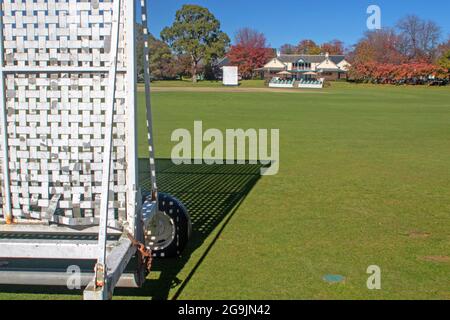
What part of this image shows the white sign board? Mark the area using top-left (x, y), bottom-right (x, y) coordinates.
top-left (223, 66), bottom-right (239, 86)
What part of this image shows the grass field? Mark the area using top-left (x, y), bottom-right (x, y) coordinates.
top-left (1, 82), bottom-right (449, 300)
top-left (150, 79), bottom-right (266, 88)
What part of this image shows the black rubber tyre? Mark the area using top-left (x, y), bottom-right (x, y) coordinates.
top-left (144, 192), bottom-right (191, 258)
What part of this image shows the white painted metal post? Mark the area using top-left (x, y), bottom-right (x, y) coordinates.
top-left (125, 0), bottom-right (139, 236)
top-left (96, 0), bottom-right (122, 291)
top-left (141, 0), bottom-right (158, 200)
top-left (0, 2), bottom-right (12, 223)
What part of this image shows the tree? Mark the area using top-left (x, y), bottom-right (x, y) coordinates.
top-left (349, 29), bottom-right (405, 64)
top-left (296, 40), bottom-right (321, 55)
top-left (161, 5), bottom-right (230, 83)
top-left (347, 16), bottom-right (448, 84)
top-left (436, 38), bottom-right (450, 71)
top-left (149, 36), bottom-right (180, 79)
top-left (280, 43), bottom-right (297, 54)
top-left (437, 49), bottom-right (450, 72)
top-left (321, 40), bottom-right (345, 55)
top-left (136, 24), bottom-right (146, 81)
top-left (282, 40), bottom-right (345, 56)
top-left (227, 46), bottom-right (275, 79)
top-left (174, 54), bottom-right (194, 78)
top-left (397, 15), bottom-right (442, 62)
top-left (227, 28), bottom-right (275, 79)
top-left (348, 61), bottom-right (447, 84)
top-left (135, 24), bottom-right (179, 81)
top-left (235, 27), bottom-right (267, 48)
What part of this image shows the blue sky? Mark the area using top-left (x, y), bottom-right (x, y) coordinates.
top-left (143, 0), bottom-right (450, 49)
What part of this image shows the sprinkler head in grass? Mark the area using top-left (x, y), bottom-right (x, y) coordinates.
top-left (323, 274), bottom-right (346, 284)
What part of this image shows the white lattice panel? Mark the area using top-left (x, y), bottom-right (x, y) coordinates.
top-left (0, 0), bottom-right (133, 226)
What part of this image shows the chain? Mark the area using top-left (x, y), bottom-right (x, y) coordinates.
top-left (127, 233), bottom-right (152, 272)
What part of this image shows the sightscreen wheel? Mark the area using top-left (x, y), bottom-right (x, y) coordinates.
top-left (145, 193), bottom-right (191, 258)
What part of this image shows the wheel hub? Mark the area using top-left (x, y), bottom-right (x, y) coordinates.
top-left (146, 211), bottom-right (176, 251)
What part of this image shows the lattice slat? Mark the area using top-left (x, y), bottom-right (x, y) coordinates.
top-left (0, 0), bottom-right (132, 226)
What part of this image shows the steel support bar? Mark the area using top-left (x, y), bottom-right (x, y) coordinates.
top-left (0, 67), bottom-right (127, 73)
top-left (96, 0), bottom-right (121, 294)
top-left (0, 270), bottom-right (140, 288)
top-left (141, 0), bottom-right (158, 200)
top-left (0, 238), bottom-right (134, 260)
top-left (98, 0), bottom-right (121, 263)
top-left (0, 239), bottom-right (100, 259)
top-left (0, 224), bottom-right (122, 236)
top-left (84, 237), bottom-right (136, 300)
top-left (0, 3), bottom-right (12, 223)
top-left (124, 0), bottom-right (139, 236)
top-left (0, 217), bottom-right (123, 229)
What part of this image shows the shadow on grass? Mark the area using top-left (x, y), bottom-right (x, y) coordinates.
top-left (0, 159), bottom-right (263, 300)
top-left (116, 158), bottom-right (263, 299)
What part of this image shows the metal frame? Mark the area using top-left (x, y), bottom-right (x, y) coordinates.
top-left (0, 1), bottom-right (12, 224)
top-left (0, 270), bottom-right (141, 288)
top-left (93, 0), bottom-right (123, 298)
top-left (0, 0), bottom-right (158, 300)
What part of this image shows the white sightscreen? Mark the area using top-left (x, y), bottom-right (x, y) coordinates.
top-left (223, 66), bottom-right (238, 86)
top-left (0, 0), bottom-right (137, 226)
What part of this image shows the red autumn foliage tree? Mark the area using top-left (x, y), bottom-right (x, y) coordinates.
top-left (227, 28), bottom-right (275, 79)
top-left (346, 28), bottom-right (448, 84)
top-left (349, 29), bottom-right (406, 64)
top-left (234, 27), bottom-right (267, 48)
top-left (321, 40), bottom-right (345, 55)
top-left (347, 16), bottom-right (449, 85)
top-left (348, 61), bottom-right (448, 83)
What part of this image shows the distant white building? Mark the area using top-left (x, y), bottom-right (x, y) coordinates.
top-left (257, 53), bottom-right (351, 81)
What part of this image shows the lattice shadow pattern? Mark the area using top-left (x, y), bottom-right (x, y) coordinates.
top-left (117, 159), bottom-right (263, 299)
top-left (140, 159), bottom-right (263, 239)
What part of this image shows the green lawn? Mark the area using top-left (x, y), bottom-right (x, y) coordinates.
top-left (149, 79), bottom-right (265, 88)
top-left (1, 83), bottom-right (450, 300)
